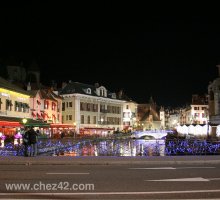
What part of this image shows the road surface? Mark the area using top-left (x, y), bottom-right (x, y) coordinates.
top-left (1, 163), bottom-right (220, 199)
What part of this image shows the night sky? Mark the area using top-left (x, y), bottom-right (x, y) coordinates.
top-left (0, 9), bottom-right (219, 107)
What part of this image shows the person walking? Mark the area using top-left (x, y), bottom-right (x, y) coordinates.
top-left (23, 127), bottom-right (30, 157)
top-left (29, 126), bottom-right (38, 157)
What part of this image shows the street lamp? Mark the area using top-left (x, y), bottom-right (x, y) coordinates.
top-left (207, 120), bottom-right (210, 140)
top-left (22, 118), bottom-right (27, 126)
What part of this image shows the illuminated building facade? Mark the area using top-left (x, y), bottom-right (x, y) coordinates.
top-left (0, 77), bottom-right (30, 135)
top-left (122, 101), bottom-right (138, 130)
top-left (29, 89), bottom-right (62, 124)
top-left (137, 97), bottom-right (161, 130)
top-left (59, 82), bottom-right (124, 135)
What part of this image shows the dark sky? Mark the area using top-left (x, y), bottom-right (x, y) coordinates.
top-left (0, 8), bottom-right (219, 107)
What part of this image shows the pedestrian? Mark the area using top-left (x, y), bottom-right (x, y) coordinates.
top-left (23, 127), bottom-right (30, 157)
top-left (61, 131), bottom-right (65, 139)
top-left (29, 126), bottom-right (38, 157)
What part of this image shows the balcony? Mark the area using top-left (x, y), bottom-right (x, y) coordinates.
top-left (100, 109), bottom-right (108, 113)
top-left (0, 111), bottom-right (7, 116)
top-left (98, 120), bottom-right (109, 125)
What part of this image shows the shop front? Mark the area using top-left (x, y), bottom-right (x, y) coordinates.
top-left (0, 116), bottom-right (25, 137)
top-left (50, 123), bottom-right (75, 138)
top-left (80, 127), bottom-right (115, 137)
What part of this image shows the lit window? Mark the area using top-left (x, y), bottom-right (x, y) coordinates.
top-left (87, 88), bottom-right (91, 94)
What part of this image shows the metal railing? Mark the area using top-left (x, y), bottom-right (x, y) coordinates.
top-left (1, 138), bottom-right (220, 156)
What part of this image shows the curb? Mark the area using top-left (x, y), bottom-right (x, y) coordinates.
top-left (1, 156), bottom-right (220, 165)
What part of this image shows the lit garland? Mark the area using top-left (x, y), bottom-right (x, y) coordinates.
top-left (0, 139), bottom-right (220, 156)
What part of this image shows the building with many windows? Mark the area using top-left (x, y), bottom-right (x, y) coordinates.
top-left (0, 76), bottom-right (30, 135)
top-left (59, 82), bottom-right (125, 135)
top-left (188, 94), bottom-right (208, 125)
top-left (29, 89), bottom-right (62, 124)
top-left (162, 94), bottom-right (208, 129)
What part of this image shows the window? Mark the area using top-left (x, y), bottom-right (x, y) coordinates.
top-left (37, 100), bottom-right (41, 105)
top-left (117, 107), bottom-right (120, 114)
top-left (15, 101), bottom-right (18, 111)
top-left (81, 115), bottom-right (84, 124)
top-left (93, 116), bottom-right (96, 124)
top-left (66, 115), bottom-right (68, 121)
top-left (23, 103), bottom-right (29, 113)
top-left (66, 102), bottom-right (68, 108)
top-left (69, 115), bottom-right (72, 120)
top-left (93, 104), bottom-right (97, 112)
top-left (0, 98), bottom-right (2, 110)
top-left (88, 115), bottom-right (90, 124)
top-left (52, 102), bottom-right (56, 111)
top-left (87, 103), bottom-right (91, 111)
top-left (87, 88), bottom-right (91, 94)
top-left (194, 113), bottom-right (200, 118)
top-left (194, 107), bottom-right (197, 110)
top-left (6, 99), bottom-right (12, 111)
top-left (126, 105), bottom-right (129, 109)
top-left (44, 100), bottom-right (49, 109)
top-left (80, 102), bottom-right (84, 111)
top-left (62, 102), bottom-right (65, 111)
top-left (69, 102), bottom-right (72, 107)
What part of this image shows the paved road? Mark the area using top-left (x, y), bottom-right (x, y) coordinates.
top-left (1, 163), bottom-right (220, 199)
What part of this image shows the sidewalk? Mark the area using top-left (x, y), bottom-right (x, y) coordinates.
top-left (0, 155), bottom-right (220, 165)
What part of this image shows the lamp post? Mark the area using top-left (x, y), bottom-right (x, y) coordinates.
top-left (73, 122), bottom-right (76, 139)
top-left (205, 108), bottom-right (209, 140)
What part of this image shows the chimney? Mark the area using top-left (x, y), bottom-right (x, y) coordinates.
top-left (62, 82), bottom-right (67, 89)
top-left (27, 82), bottom-right (31, 91)
top-left (118, 89), bottom-right (123, 99)
top-left (217, 65), bottom-right (220, 77)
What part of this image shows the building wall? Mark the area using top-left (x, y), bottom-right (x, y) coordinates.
top-left (122, 101), bottom-right (137, 129)
top-left (30, 91), bottom-right (62, 123)
top-left (169, 113), bottom-right (180, 128)
top-left (190, 104), bottom-right (208, 124)
top-left (160, 110), bottom-right (165, 129)
top-left (0, 88), bottom-right (30, 119)
top-left (61, 94), bottom-right (124, 133)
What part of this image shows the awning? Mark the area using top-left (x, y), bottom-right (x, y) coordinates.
top-left (32, 112), bottom-right (36, 117)
top-left (37, 113), bottom-right (42, 119)
top-left (0, 121), bottom-right (23, 128)
top-left (50, 123), bottom-right (75, 129)
top-left (83, 127), bottom-right (114, 130)
top-left (20, 118), bottom-right (50, 128)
